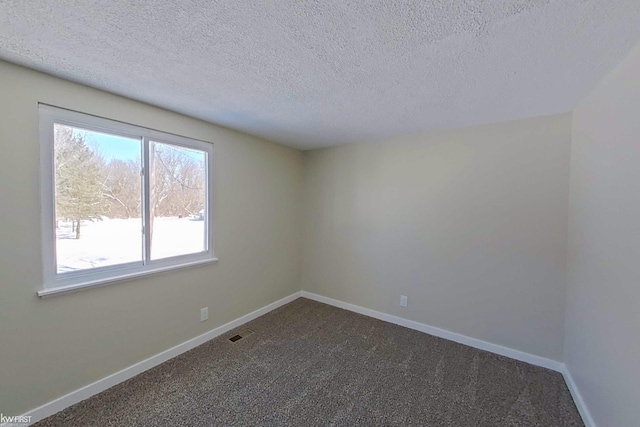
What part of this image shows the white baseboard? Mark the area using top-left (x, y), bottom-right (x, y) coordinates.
top-left (301, 291), bottom-right (598, 426)
top-left (561, 367), bottom-right (596, 427)
top-left (17, 290), bottom-right (595, 427)
top-left (301, 291), bottom-right (563, 372)
top-left (19, 291), bottom-right (301, 426)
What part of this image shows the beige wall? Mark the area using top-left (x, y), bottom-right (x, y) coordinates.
top-left (302, 114), bottom-right (571, 361)
top-left (566, 41), bottom-right (640, 427)
top-left (5, 42), bottom-right (637, 421)
top-left (0, 60), bottom-right (304, 415)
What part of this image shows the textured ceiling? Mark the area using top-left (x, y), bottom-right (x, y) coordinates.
top-left (1, 1), bottom-right (640, 150)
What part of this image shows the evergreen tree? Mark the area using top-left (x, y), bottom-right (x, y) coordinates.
top-left (54, 125), bottom-right (107, 239)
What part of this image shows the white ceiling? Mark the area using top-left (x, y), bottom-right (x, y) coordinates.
top-left (1, 1), bottom-right (640, 150)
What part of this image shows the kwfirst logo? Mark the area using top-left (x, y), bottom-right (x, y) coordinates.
top-left (0, 413), bottom-right (32, 426)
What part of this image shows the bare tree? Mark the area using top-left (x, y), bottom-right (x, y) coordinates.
top-left (147, 142), bottom-right (205, 254)
top-left (102, 159), bottom-right (141, 218)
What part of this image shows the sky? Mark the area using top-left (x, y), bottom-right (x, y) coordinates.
top-left (78, 128), bottom-right (141, 162)
top-left (70, 126), bottom-right (205, 163)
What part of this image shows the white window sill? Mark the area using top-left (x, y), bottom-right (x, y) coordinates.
top-left (38, 257), bottom-right (218, 297)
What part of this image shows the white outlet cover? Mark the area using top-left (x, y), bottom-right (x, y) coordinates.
top-left (400, 295), bottom-right (408, 307)
top-left (200, 307), bottom-right (209, 321)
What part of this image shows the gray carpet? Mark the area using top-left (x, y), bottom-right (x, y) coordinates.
top-left (35, 298), bottom-right (584, 426)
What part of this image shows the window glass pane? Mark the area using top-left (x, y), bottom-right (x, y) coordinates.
top-left (54, 124), bottom-right (143, 273)
top-left (149, 141), bottom-right (207, 260)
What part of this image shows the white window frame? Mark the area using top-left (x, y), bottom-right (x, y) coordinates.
top-left (38, 104), bottom-right (216, 297)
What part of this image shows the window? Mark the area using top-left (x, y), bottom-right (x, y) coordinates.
top-left (39, 105), bottom-right (215, 296)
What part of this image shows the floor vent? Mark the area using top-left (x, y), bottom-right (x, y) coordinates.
top-left (229, 328), bottom-right (254, 343)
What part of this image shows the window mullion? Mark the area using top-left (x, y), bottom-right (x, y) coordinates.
top-left (142, 137), bottom-right (152, 265)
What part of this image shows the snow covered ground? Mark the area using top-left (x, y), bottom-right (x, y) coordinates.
top-left (56, 217), bottom-right (205, 273)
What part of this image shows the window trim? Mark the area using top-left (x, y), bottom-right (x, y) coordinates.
top-left (38, 104), bottom-right (216, 297)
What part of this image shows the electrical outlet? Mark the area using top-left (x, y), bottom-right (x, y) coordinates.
top-left (400, 295), bottom-right (408, 307)
top-left (200, 307), bottom-right (208, 322)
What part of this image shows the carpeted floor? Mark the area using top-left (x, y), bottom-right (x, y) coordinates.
top-left (35, 298), bottom-right (584, 426)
